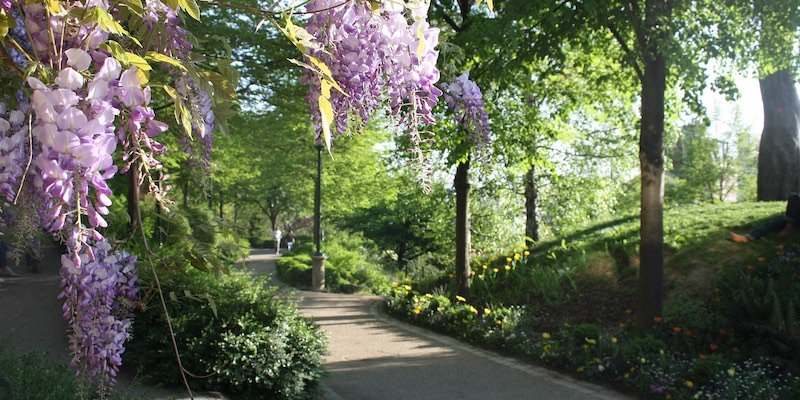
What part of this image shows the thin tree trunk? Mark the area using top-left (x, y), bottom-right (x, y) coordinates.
top-left (524, 163), bottom-right (540, 243)
top-left (455, 155), bottom-right (471, 299)
top-left (757, 69), bottom-right (800, 201)
top-left (127, 163), bottom-right (140, 233)
top-left (636, 0), bottom-right (670, 331)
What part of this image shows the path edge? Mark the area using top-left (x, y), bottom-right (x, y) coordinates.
top-left (367, 300), bottom-right (634, 400)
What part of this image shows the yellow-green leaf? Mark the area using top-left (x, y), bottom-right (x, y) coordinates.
top-left (318, 79), bottom-right (334, 152)
top-left (416, 23), bottom-right (425, 57)
top-left (178, 0), bottom-right (200, 21)
top-left (145, 52), bottom-right (186, 71)
top-left (163, 85), bottom-right (177, 99)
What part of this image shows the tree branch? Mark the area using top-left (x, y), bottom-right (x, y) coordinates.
top-left (604, 21), bottom-right (644, 82)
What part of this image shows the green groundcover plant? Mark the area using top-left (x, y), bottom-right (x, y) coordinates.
top-left (127, 270), bottom-right (326, 400)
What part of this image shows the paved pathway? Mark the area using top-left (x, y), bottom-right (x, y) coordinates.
top-left (244, 249), bottom-right (633, 400)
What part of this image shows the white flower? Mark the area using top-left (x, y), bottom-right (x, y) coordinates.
top-left (55, 68), bottom-right (85, 91)
top-left (65, 48), bottom-right (92, 71)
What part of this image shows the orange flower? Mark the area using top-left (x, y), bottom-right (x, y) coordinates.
top-left (618, 322), bottom-right (627, 329)
top-left (709, 343), bottom-right (719, 351)
top-left (653, 316), bottom-right (662, 324)
top-left (719, 328), bottom-right (727, 335)
top-left (685, 329), bottom-right (694, 337)
top-left (698, 354), bottom-right (706, 360)
top-left (758, 257), bottom-right (766, 263)
top-left (777, 244), bottom-right (785, 250)
top-left (746, 265), bottom-right (755, 271)
top-left (672, 326), bottom-right (682, 334)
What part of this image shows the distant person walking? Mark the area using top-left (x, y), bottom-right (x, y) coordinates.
top-left (286, 230), bottom-right (296, 252)
top-left (274, 228), bottom-right (282, 254)
top-left (731, 192), bottom-right (799, 243)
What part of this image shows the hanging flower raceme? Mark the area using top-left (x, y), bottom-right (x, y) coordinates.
top-left (302, 0), bottom-right (442, 147)
top-left (440, 71), bottom-right (492, 147)
top-left (59, 240), bottom-right (139, 386)
top-left (0, 100), bottom-right (30, 205)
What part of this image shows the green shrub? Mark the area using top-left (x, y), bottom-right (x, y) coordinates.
top-left (127, 270), bottom-right (326, 399)
top-left (0, 346), bottom-right (81, 400)
top-left (715, 248), bottom-right (800, 362)
top-left (185, 206), bottom-right (217, 246)
top-left (276, 254), bottom-right (313, 288)
top-left (276, 233), bottom-right (390, 294)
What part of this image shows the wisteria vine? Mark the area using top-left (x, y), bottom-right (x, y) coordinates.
top-left (0, 0), bottom-right (218, 391)
top-left (440, 71), bottom-right (492, 147)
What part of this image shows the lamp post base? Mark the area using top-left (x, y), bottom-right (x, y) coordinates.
top-left (312, 253), bottom-right (327, 292)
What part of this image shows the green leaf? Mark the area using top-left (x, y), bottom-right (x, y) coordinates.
top-left (163, 84), bottom-right (177, 99)
top-left (145, 52), bottom-right (187, 71)
top-left (84, 7), bottom-right (142, 47)
top-left (178, 0), bottom-right (201, 21)
top-left (204, 293), bottom-right (218, 318)
top-left (0, 11), bottom-right (11, 41)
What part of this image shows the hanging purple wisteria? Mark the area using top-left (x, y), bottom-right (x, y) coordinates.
top-left (0, 0), bottom-right (220, 390)
top-left (440, 71), bottom-right (492, 147)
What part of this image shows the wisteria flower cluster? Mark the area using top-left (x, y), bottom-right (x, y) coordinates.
top-left (302, 0), bottom-right (442, 151)
top-left (0, 0), bottom-right (215, 390)
top-left (60, 241), bottom-right (139, 386)
top-left (440, 71), bottom-right (492, 147)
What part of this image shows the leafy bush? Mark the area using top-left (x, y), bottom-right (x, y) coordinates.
top-left (276, 233), bottom-right (390, 294)
top-left (127, 270), bottom-right (326, 399)
top-left (0, 346), bottom-right (81, 400)
top-left (0, 345), bottom-right (143, 400)
top-left (715, 247), bottom-right (800, 362)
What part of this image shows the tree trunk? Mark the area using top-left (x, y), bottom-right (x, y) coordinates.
top-left (455, 155), bottom-right (472, 299)
top-left (524, 163), bottom-right (540, 243)
top-left (636, 2), bottom-right (669, 331)
top-left (757, 69), bottom-right (800, 201)
top-left (127, 163), bottom-right (140, 233)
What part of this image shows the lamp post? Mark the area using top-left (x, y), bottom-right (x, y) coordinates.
top-left (312, 143), bottom-right (326, 291)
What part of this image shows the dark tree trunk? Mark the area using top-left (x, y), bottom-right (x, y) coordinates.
top-left (269, 212), bottom-right (278, 233)
top-left (127, 163), bottom-right (140, 233)
top-left (454, 155), bottom-right (471, 299)
top-left (524, 164), bottom-right (540, 243)
top-left (757, 69), bottom-right (800, 201)
top-left (636, 1), bottom-right (670, 331)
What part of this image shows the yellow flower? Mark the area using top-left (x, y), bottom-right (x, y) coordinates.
top-left (448, 273), bottom-right (456, 278)
top-left (506, 257), bottom-right (512, 263)
top-left (543, 344), bottom-right (551, 353)
top-left (405, 278), bottom-right (411, 283)
top-left (412, 307), bottom-right (422, 315)
top-left (592, 358), bottom-right (602, 364)
top-left (470, 271), bottom-right (475, 276)
top-left (542, 332), bottom-right (551, 339)
top-left (455, 295), bottom-right (466, 302)
top-left (484, 308), bottom-right (491, 315)
top-left (478, 274), bottom-right (485, 280)
top-left (403, 285), bottom-right (412, 291)
top-left (504, 265), bottom-right (511, 271)
top-left (493, 268), bottom-right (499, 273)
top-left (482, 264), bottom-right (488, 270)
top-left (585, 338), bottom-right (597, 345)
top-left (524, 250), bottom-right (530, 256)
top-left (514, 253), bottom-right (521, 261)
top-left (684, 380), bottom-right (694, 389)
top-left (640, 358), bottom-right (647, 364)
top-left (425, 293), bottom-right (433, 298)
top-left (469, 306), bottom-right (478, 314)
top-left (577, 366), bottom-right (585, 373)
top-left (611, 337), bottom-right (618, 344)
top-left (659, 349), bottom-right (665, 356)
top-left (727, 368), bottom-right (736, 377)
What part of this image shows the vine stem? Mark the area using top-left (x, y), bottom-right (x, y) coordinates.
top-left (13, 114), bottom-right (35, 205)
top-left (198, 0), bottom-right (349, 17)
top-left (136, 201), bottom-right (195, 399)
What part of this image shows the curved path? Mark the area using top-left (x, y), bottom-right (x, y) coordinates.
top-left (246, 249), bottom-right (632, 400)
